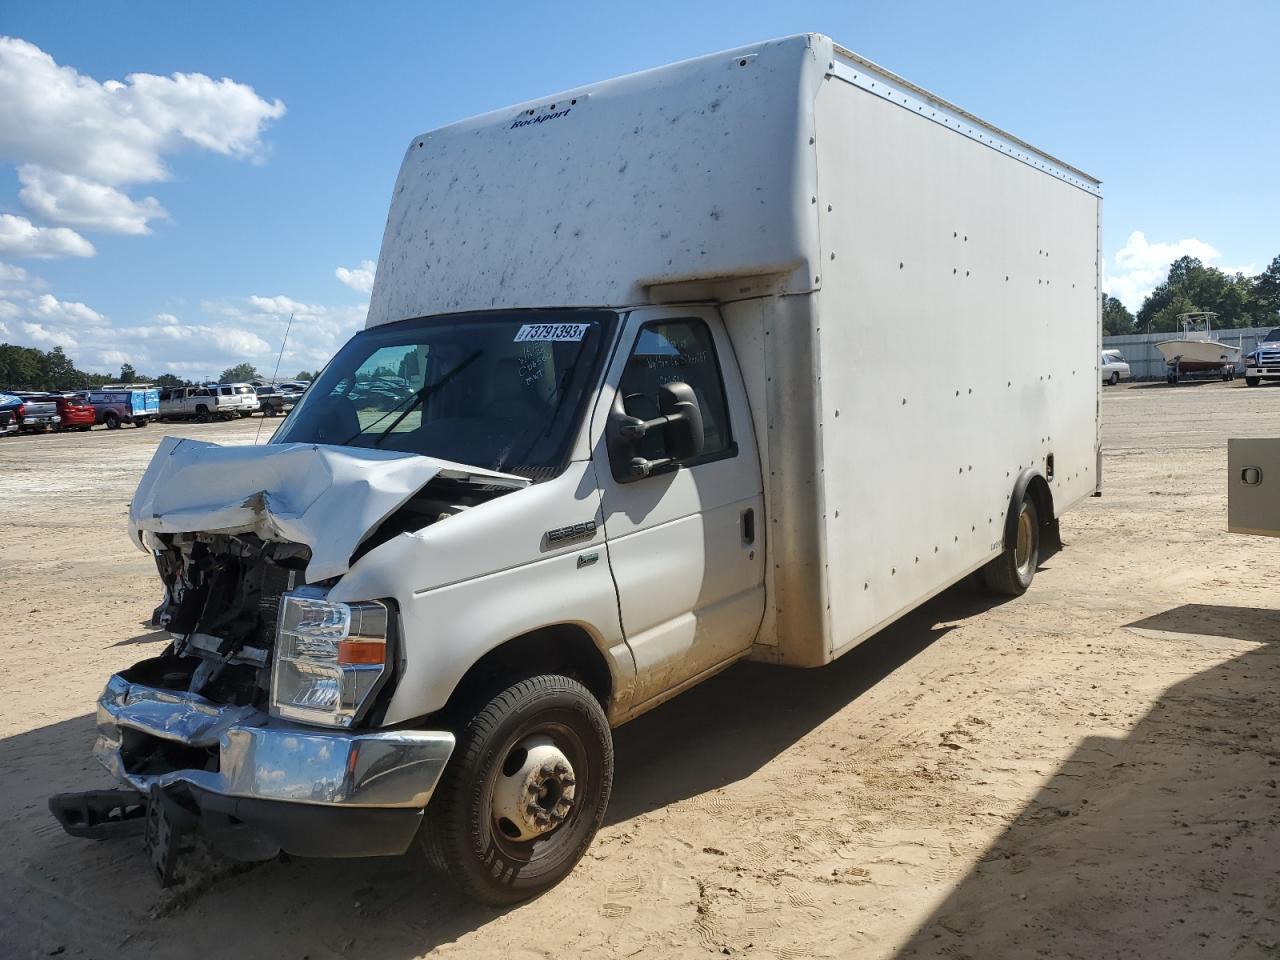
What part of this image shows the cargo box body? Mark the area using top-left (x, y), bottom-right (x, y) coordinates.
top-left (368, 34), bottom-right (1101, 668)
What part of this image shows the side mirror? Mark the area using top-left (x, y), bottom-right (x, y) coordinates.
top-left (607, 381), bottom-right (705, 482)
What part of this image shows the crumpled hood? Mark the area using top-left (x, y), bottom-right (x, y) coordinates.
top-left (129, 438), bottom-right (528, 582)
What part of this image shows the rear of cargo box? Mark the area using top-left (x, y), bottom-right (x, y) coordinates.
top-left (763, 47), bottom-right (1101, 667)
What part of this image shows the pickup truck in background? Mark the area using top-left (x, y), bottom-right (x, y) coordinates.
top-left (159, 384), bottom-right (260, 421)
top-left (13, 393), bottom-right (61, 432)
top-left (52, 34), bottom-right (1101, 903)
top-left (87, 388), bottom-right (160, 429)
top-left (1243, 327), bottom-right (1280, 387)
top-left (253, 385), bottom-right (297, 417)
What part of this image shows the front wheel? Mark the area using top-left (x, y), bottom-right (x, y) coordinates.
top-left (1246, 376), bottom-right (1261, 387)
top-left (982, 495), bottom-right (1039, 596)
top-left (1108, 372), bottom-right (1119, 386)
top-left (195, 406), bottom-right (211, 423)
top-left (424, 675), bottom-right (613, 905)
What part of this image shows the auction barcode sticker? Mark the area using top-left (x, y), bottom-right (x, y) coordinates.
top-left (513, 323), bottom-right (589, 343)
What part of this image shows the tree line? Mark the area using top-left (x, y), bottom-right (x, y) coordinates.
top-left (0, 347), bottom-right (315, 392)
top-left (1104, 254), bottom-right (1280, 336)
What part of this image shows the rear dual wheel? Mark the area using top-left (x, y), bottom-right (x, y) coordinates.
top-left (424, 675), bottom-right (613, 905)
top-left (982, 495), bottom-right (1039, 596)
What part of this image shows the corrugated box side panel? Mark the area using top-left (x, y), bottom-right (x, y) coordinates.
top-left (808, 68), bottom-right (1100, 661)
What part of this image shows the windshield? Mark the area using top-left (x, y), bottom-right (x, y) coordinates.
top-left (274, 310), bottom-right (617, 479)
top-left (1265, 329), bottom-right (1280, 343)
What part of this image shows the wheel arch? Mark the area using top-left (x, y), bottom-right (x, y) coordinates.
top-left (1004, 468), bottom-right (1055, 551)
top-left (439, 623), bottom-right (615, 722)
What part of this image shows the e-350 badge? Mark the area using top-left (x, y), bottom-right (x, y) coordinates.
top-left (545, 520), bottom-right (597, 547)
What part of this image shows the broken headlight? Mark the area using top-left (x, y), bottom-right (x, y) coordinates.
top-left (271, 590), bottom-right (390, 728)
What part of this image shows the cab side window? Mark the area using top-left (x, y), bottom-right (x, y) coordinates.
top-left (618, 318), bottom-right (733, 463)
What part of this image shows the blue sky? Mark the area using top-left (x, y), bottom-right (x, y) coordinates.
top-left (1, 0), bottom-right (1276, 377)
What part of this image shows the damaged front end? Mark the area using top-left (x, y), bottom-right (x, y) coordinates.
top-left (50, 530), bottom-right (455, 881)
top-left (150, 530), bottom-right (309, 710)
top-left (51, 439), bottom-right (526, 882)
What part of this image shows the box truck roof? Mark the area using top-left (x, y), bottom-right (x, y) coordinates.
top-left (367, 33), bottom-right (1099, 328)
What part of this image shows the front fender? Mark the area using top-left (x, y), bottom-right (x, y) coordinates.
top-left (329, 461), bottom-right (634, 725)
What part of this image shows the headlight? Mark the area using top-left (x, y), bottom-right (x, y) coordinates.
top-left (271, 590), bottom-right (391, 728)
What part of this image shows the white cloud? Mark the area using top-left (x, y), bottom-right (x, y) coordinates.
top-left (335, 259), bottom-right (376, 293)
top-left (0, 264), bottom-right (363, 376)
top-left (1104, 231), bottom-right (1254, 312)
top-left (18, 165), bottom-right (167, 235)
top-left (0, 260), bottom-right (43, 297)
top-left (0, 213), bottom-right (94, 258)
top-left (21, 319), bottom-right (74, 347)
top-left (208, 294), bottom-right (368, 370)
top-left (30, 292), bottom-right (108, 327)
top-left (0, 36), bottom-right (285, 245)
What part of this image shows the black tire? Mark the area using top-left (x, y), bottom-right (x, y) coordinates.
top-left (196, 405), bottom-right (211, 423)
top-left (134, 418), bottom-right (148, 428)
top-left (104, 413), bottom-right (121, 430)
top-left (1108, 372), bottom-right (1119, 386)
top-left (266, 404), bottom-right (278, 417)
top-left (982, 495), bottom-right (1039, 597)
top-left (424, 674), bottom-right (613, 905)
top-left (79, 425), bottom-right (91, 432)
top-left (238, 411), bottom-right (252, 419)
top-left (1246, 376), bottom-right (1261, 387)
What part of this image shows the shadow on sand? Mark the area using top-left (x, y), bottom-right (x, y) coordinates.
top-left (894, 601), bottom-right (1280, 958)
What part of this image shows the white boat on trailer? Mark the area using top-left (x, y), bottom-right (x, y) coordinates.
top-left (1154, 312), bottom-right (1241, 384)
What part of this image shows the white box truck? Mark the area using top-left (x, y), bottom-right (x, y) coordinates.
top-left (52, 34), bottom-right (1101, 903)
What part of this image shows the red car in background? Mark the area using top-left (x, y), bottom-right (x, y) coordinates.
top-left (55, 394), bottom-right (97, 431)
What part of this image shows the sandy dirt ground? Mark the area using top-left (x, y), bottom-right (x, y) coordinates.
top-left (2, 382), bottom-right (1279, 959)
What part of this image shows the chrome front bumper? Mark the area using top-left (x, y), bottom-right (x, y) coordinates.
top-left (95, 674), bottom-right (455, 809)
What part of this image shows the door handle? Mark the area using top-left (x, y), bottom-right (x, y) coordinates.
top-left (741, 507), bottom-right (755, 544)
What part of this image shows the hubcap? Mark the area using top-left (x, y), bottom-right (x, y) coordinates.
top-left (491, 734), bottom-right (577, 842)
top-left (1014, 506), bottom-right (1034, 576)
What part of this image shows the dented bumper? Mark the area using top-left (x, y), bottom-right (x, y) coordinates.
top-left (91, 673), bottom-right (455, 857)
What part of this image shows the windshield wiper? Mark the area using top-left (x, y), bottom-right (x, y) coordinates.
top-left (370, 349), bottom-right (483, 448)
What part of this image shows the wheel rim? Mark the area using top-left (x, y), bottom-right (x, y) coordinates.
top-left (1014, 505), bottom-right (1034, 577)
top-left (484, 720), bottom-right (588, 861)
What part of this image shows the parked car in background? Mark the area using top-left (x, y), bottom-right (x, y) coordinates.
top-left (1101, 349), bottom-right (1130, 385)
top-left (13, 393), bottom-right (61, 432)
top-left (0, 393), bottom-right (19, 437)
top-left (253, 385), bottom-right (297, 417)
top-left (87, 387), bottom-right (160, 429)
top-left (159, 383), bottom-right (260, 421)
top-left (52, 393), bottom-right (97, 431)
top-left (213, 383), bottom-right (261, 418)
top-left (1243, 327), bottom-right (1280, 387)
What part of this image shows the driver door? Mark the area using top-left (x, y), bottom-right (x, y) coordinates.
top-left (593, 306), bottom-right (765, 710)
